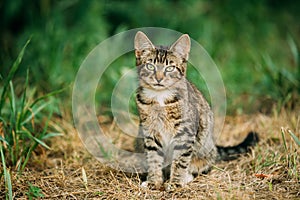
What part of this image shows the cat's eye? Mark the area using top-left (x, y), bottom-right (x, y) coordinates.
top-left (165, 66), bottom-right (175, 72)
top-left (146, 63), bottom-right (155, 71)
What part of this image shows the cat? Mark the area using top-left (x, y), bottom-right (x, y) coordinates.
top-left (133, 31), bottom-right (258, 190)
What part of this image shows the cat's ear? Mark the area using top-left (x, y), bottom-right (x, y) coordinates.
top-left (170, 34), bottom-right (190, 61)
top-left (134, 31), bottom-right (155, 58)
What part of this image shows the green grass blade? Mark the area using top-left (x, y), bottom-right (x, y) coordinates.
top-left (0, 116), bottom-right (7, 124)
top-left (29, 87), bottom-right (67, 109)
top-left (18, 129), bottom-right (51, 150)
top-left (18, 69), bottom-right (30, 130)
top-left (287, 35), bottom-right (299, 67)
top-left (32, 137), bottom-right (51, 149)
top-left (288, 130), bottom-right (300, 146)
top-left (39, 107), bottom-right (53, 137)
top-left (42, 132), bottom-right (63, 139)
top-left (287, 35), bottom-right (300, 93)
top-left (22, 87), bottom-right (37, 116)
top-left (0, 144), bottom-right (13, 200)
top-left (0, 144), bottom-right (7, 172)
top-left (6, 169), bottom-right (13, 200)
top-left (0, 39), bottom-right (30, 115)
top-left (9, 81), bottom-right (16, 117)
top-left (281, 68), bottom-right (299, 87)
top-left (0, 135), bottom-right (9, 145)
top-left (21, 145), bottom-right (36, 172)
top-left (280, 127), bottom-right (288, 152)
top-left (22, 86), bottom-right (67, 125)
top-left (21, 101), bottom-right (51, 126)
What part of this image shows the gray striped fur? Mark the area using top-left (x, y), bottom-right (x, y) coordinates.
top-left (134, 31), bottom-right (257, 190)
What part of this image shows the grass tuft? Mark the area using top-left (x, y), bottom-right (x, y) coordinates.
top-left (249, 120), bottom-right (299, 194)
top-left (256, 36), bottom-right (300, 112)
top-left (26, 183), bottom-right (44, 200)
top-left (0, 40), bottom-right (63, 197)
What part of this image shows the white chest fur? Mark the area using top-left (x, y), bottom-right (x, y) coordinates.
top-left (142, 88), bottom-right (177, 148)
top-left (143, 88), bottom-right (175, 106)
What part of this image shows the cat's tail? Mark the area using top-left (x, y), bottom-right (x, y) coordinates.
top-left (216, 131), bottom-right (259, 161)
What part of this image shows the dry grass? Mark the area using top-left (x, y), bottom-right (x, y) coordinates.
top-left (1, 111), bottom-right (300, 199)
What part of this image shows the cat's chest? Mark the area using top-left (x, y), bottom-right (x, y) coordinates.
top-left (142, 88), bottom-right (175, 106)
top-left (138, 88), bottom-right (182, 145)
top-left (139, 88), bottom-right (179, 120)
top-left (145, 105), bottom-right (176, 147)
top-left (138, 89), bottom-right (182, 119)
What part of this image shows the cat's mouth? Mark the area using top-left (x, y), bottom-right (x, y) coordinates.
top-left (153, 83), bottom-right (164, 87)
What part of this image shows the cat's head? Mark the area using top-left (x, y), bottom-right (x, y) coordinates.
top-left (134, 31), bottom-right (190, 90)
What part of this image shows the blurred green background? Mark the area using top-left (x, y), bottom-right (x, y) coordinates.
top-left (1, 0), bottom-right (300, 116)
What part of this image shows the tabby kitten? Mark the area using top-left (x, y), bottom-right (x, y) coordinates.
top-left (134, 31), bottom-right (258, 190)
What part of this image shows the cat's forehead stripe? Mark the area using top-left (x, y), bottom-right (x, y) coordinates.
top-left (154, 47), bottom-right (169, 65)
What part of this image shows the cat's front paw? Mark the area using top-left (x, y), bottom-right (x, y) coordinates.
top-left (140, 181), bottom-right (164, 190)
top-left (183, 173), bottom-right (194, 184)
top-left (164, 182), bottom-right (182, 192)
top-left (165, 174), bottom-right (194, 191)
top-left (140, 181), bottom-right (148, 188)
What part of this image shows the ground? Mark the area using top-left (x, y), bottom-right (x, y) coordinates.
top-left (1, 111), bottom-right (299, 199)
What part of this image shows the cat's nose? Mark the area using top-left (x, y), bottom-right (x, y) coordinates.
top-left (156, 77), bottom-right (163, 83)
top-left (155, 72), bottom-right (164, 83)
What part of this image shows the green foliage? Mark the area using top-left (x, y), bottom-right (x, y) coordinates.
top-left (1, 0), bottom-right (300, 113)
top-left (256, 36), bottom-right (300, 111)
top-left (0, 40), bottom-right (62, 175)
top-left (1, 0), bottom-right (108, 92)
top-left (26, 183), bottom-right (44, 200)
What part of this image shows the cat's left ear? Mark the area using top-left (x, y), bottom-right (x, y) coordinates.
top-left (170, 34), bottom-right (190, 61)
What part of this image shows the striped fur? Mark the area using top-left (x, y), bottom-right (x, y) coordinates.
top-left (134, 31), bottom-right (258, 190)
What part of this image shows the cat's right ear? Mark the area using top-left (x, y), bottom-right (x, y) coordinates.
top-left (134, 31), bottom-right (155, 58)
